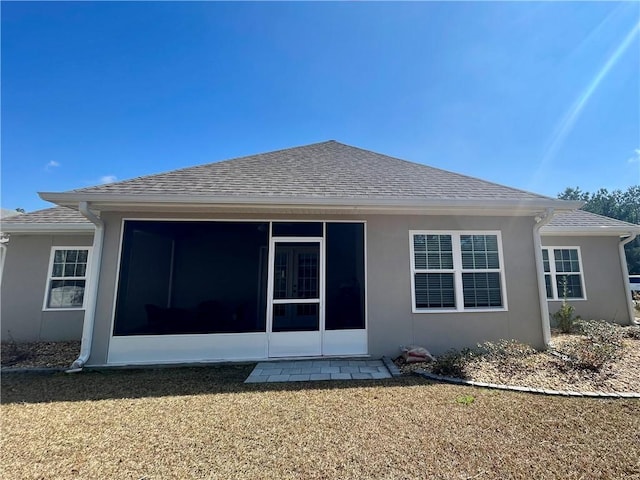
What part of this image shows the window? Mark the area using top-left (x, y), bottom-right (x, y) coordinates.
top-left (410, 232), bottom-right (506, 312)
top-left (542, 247), bottom-right (585, 300)
top-left (44, 248), bottom-right (91, 309)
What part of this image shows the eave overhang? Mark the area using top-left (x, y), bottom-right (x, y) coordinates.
top-left (541, 226), bottom-right (640, 237)
top-left (38, 192), bottom-right (583, 216)
top-left (0, 223), bottom-right (95, 234)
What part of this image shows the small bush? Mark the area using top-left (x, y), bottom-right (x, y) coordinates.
top-left (573, 319), bottom-right (623, 348)
top-left (552, 302), bottom-right (579, 333)
top-left (431, 349), bottom-right (473, 379)
top-left (477, 339), bottom-right (536, 362)
top-left (561, 339), bottom-right (620, 371)
top-left (560, 320), bottom-right (624, 371)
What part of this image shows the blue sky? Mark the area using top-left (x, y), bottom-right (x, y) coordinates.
top-left (2, 1), bottom-right (639, 212)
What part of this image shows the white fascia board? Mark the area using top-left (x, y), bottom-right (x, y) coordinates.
top-left (541, 226), bottom-right (640, 237)
top-left (0, 223), bottom-right (95, 234)
top-left (39, 192), bottom-right (583, 213)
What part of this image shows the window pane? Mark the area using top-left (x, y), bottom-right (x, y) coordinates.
top-left (554, 249), bottom-right (580, 273)
top-left (48, 280), bottom-right (85, 308)
top-left (415, 273), bottom-right (455, 308)
top-left (460, 235), bottom-right (499, 270)
top-left (542, 249), bottom-right (550, 273)
top-left (462, 272), bottom-right (502, 308)
top-left (544, 274), bottom-right (553, 299)
top-left (52, 263), bottom-right (64, 277)
top-left (556, 274), bottom-right (583, 299)
top-left (51, 249), bottom-right (88, 280)
top-left (414, 234), bottom-right (452, 270)
top-left (325, 223), bottom-right (365, 330)
top-left (272, 222), bottom-right (322, 237)
top-left (414, 252), bottom-right (427, 270)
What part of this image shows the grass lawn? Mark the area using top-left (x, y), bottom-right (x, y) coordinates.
top-left (2, 365), bottom-right (639, 479)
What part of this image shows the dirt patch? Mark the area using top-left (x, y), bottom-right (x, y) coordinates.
top-left (396, 333), bottom-right (640, 393)
top-left (1, 341), bottom-right (80, 368)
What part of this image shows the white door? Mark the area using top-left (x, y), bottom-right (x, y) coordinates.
top-left (267, 238), bottom-right (323, 357)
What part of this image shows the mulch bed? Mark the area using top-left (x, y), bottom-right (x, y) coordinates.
top-left (1, 341), bottom-right (80, 368)
top-left (395, 332), bottom-right (640, 393)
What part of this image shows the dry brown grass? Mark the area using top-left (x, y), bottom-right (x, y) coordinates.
top-left (2, 366), bottom-right (639, 479)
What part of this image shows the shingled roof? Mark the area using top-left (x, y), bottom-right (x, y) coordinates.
top-left (0, 207), bottom-right (92, 233)
top-left (543, 209), bottom-right (640, 235)
top-left (66, 141), bottom-right (550, 201)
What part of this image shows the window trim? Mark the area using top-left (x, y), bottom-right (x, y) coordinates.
top-left (42, 246), bottom-right (92, 311)
top-left (542, 246), bottom-right (587, 301)
top-left (409, 230), bottom-right (508, 313)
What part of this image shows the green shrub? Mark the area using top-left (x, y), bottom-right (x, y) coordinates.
top-left (551, 279), bottom-right (581, 333)
top-left (552, 301), bottom-right (579, 333)
top-left (431, 349), bottom-right (473, 378)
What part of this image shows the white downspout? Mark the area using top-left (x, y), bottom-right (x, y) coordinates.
top-left (533, 208), bottom-right (555, 348)
top-left (620, 233), bottom-right (638, 326)
top-left (67, 202), bottom-right (104, 372)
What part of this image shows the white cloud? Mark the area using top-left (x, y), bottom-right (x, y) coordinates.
top-left (628, 148), bottom-right (640, 164)
top-left (99, 175), bottom-right (117, 184)
top-left (45, 160), bottom-right (60, 171)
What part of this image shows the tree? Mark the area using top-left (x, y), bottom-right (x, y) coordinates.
top-left (558, 186), bottom-right (640, 274)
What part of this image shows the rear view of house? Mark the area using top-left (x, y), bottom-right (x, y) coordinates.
top-left (1, 141), bottom-right (637, 367)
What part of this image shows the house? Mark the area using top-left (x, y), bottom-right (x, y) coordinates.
top-left (1, 141), bottom-right (637, 368)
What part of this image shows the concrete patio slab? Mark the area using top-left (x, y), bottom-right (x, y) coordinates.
top-left (245, 358), bottom-right (392, 383)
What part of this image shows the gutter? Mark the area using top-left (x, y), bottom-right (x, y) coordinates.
top-left (0, 223), bottom-right (94, 234)
top-left (39, 191), bottom-right (584, 211)
top-left (620, 233), bottom-right (639, 326)
top-left (67, 202), bottom-right (104, 373)
top-left (533, 208), bottom-right (555, 348)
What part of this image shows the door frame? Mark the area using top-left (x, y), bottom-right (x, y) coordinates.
top-left (266, 236), bottom-right (324, 357)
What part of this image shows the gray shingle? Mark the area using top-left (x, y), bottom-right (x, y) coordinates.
top-left (545, 210), bottom-right (639, 230)
top-left (1, 206), bottom-right (89, 225)
top-left (68, 141), bottom-right (552, 201)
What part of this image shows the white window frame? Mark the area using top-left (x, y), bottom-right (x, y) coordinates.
top-left (542, 246), bottom-right (587, 301)
top-left (409, 230), bottom-right (508, 313)
top-left (42, 246), bottom-right (92, 311)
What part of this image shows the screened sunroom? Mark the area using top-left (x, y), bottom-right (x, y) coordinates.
top-left (107, 220), bottom-right (367, 364)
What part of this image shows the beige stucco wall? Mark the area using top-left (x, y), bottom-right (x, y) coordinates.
top-left (542, 235), bottom-right (631, 325)
top-left (1, 233), bottom-right (94, 342)
top-left (366, 215), bottom-right (543, 357)
top-left (86, 211), bottom-right (544, 365)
